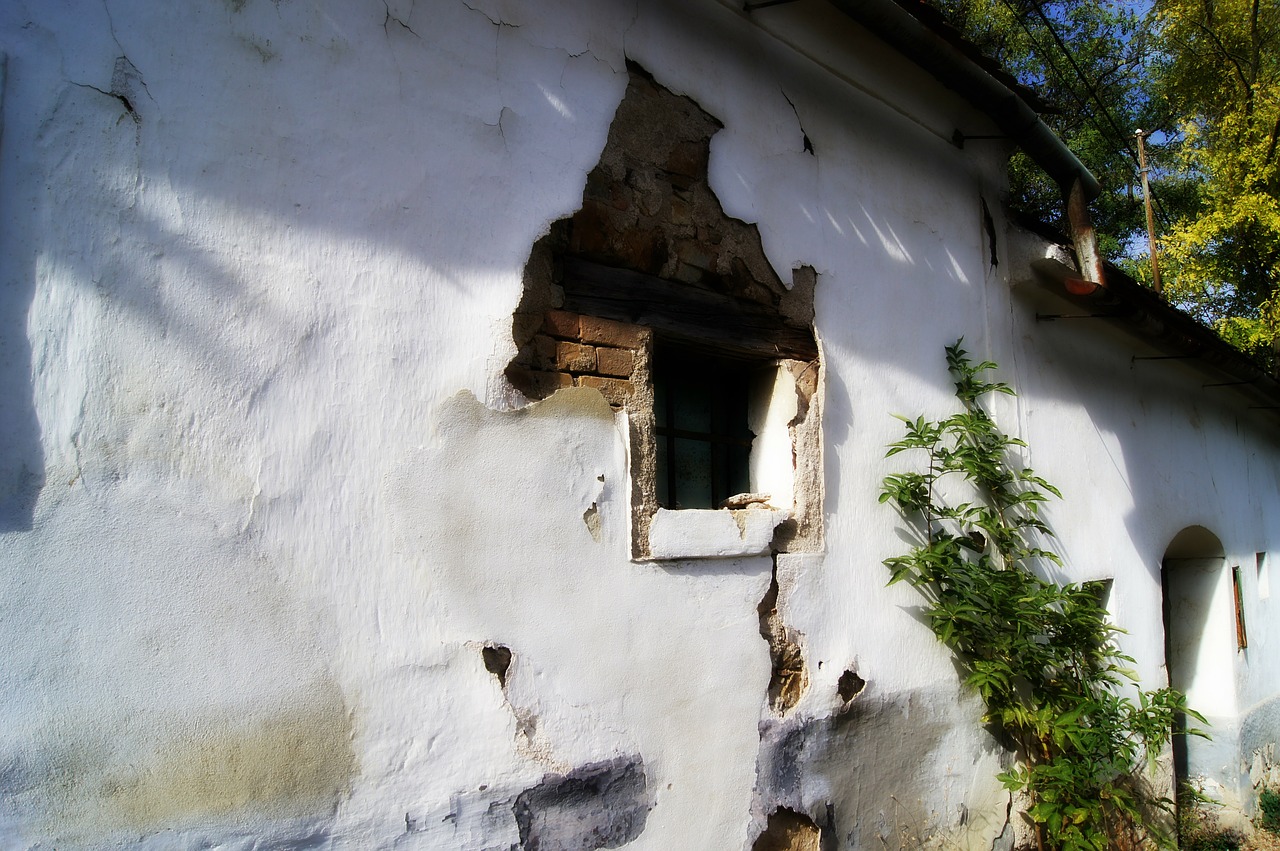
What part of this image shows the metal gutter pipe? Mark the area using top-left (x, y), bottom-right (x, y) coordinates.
top-left (825, 0), bottom-right (1106, 286)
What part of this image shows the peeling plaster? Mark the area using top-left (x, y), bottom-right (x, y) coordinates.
top-left (6, 1), bottom-right (1280, 848)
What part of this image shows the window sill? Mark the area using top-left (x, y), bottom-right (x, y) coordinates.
top-left (647, 507), bottom-right (790, 561)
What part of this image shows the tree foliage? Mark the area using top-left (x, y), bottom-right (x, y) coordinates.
top-left (1153, 0), bottom-right (1280, 360)
top-left (930, 0), bottom-right (1159, 256)
top-left (930, 0), bottom-right (1280, 364)
top-left (881, 342), bottom-right (1201, 850)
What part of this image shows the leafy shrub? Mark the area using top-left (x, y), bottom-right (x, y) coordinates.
top-left (1179, 786), bottom-right (1246, 851)
top-left (881, 341), bottom-right (1203, 850)
top-left (1259, 788), bottom-right (1280, 833)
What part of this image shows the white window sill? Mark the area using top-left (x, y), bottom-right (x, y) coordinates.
top-left (647, 507), bottom-right (790, 560)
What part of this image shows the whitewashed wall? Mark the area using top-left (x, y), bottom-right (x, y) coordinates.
top-left (0, 0), bottom-right (1276, 847)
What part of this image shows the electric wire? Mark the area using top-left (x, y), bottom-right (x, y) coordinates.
top-left (991, 0), bottom-right (1174, 227)
top-left (1024, 0), bottom-right (1175, 225)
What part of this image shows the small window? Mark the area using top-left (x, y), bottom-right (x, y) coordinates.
top-left (652, 345), bottom-right (755, 509)
top-left (1258, 552), bottom-right (1271, 600)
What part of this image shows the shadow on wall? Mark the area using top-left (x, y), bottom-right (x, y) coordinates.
top-left (753, 686), bottom-right (1010, 849)
top-left (0, 54), bottom-right (44, 532)
top-left (0, 268), bottom-right (44, 532)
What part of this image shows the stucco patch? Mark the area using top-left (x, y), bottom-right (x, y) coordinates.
top-left (18, 679), bottom-right (355, 845)
top-left (107, 685), bottom-right (356, 829)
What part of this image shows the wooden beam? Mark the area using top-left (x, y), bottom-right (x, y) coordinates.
top-left (561, 257), bottom-right (818, 361)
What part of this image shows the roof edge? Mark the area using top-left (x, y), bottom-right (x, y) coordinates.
top-left (826, 0), bottom-right (1100, 200)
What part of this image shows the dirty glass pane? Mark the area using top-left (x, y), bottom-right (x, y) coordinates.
top-left (652, 342), bottom-right (756, 510)
top-left (715, 441), bottom-right (751, 500)
top-left (656, 436), bottom-right (669, 506)
top-left (670, 375), bottom-right (712, 433)
top-left (673, 438), bottom-right (712, 508)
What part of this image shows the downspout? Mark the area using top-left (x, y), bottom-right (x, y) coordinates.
top-left (825, 0), bottom-right (1106, 290)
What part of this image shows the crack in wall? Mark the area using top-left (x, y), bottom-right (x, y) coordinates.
top-left (780, 90), bottom-right (814, 156)
top-left (981, 196), bottom-right (998, 268)
top-left (460, 0), bottom-right (519, 30)
top-left (475, 641), bottom-right (560, 768)
top-left (382, 0), bottom-right (420, 38)
top-left (758, 558), bottom-right (808, 716)
top-left (71, 54), bottom-right (151, 135)
top-left (72, 81), bottom-right (138, 124)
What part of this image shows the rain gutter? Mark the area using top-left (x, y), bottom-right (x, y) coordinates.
top-left (825, 0), bottom-right (1106, 287)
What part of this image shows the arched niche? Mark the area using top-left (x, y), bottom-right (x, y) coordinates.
top-left (1161, 525), bottom-right (1234, 786)
top-left (1164, 525), bottom-right (1226, 559)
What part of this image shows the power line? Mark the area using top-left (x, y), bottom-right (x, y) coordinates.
top-left (1024, 0), bottom-right (1174, 225)
top-left (994, 0), bottom-right (1173, 226)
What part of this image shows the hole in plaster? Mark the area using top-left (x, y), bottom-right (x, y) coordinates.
top-left (758, 563), bottom-right (808, 715)
top-left (482, 644), bottom-right (512, 688)
top-left (583, 503), bottom-right (602, 542)
top-left (506, 64), bottom-right (822, 560)
top-left (837, 670), bottom-right (865, 703)
top-left (753, 807), bottom-right (823, 851)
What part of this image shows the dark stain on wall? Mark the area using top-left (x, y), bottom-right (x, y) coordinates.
top-left (752, 690), bottom-right (963, 849)
top-left (513, 756), bottom-right (652, 851)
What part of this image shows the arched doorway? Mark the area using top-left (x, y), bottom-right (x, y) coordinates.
top-left (1161, 526), bottom-right (1235, 790)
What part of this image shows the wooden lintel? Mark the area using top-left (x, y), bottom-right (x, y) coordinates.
top-left (561, 257), bottom-right (818, 361)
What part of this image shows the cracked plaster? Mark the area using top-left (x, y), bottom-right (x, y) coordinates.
top-left (3, 0), bottom-right (1279, 848)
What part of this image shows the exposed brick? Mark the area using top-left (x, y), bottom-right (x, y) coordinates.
top-left (582, 169), bottom-right (613, 202)
top-left (595, 346), bottom-right (635, 378)
top-left (674, 261), bottom-right (704, 284)
top-left (511, 345), bottom-right (536, 369)
top-left (578, 375), bottom-right (634, 406)
top-left (507, 367), bottom-right (573, 400)
top-left (675, 239), bottom-right (716, 271)
top-left (610, 184), bottom-right (631, 212)
top-left (580, 316), bottom-right (648, 349)
top-left (556, 341), bottom-right (597, 373)
top-left (542, 309), bottom-right (581, 340)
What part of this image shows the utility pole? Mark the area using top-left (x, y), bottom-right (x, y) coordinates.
top-left (1135, 129), bottom-right (1163, 294)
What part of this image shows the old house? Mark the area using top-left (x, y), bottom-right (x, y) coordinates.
top-left (0, 0), bottom-right (1277, 847)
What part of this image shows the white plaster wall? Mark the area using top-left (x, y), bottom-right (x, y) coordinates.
top-left (1, 0), bottom-right (1277, 847)
top-left (1003, 247), bottom-right (1280, 810)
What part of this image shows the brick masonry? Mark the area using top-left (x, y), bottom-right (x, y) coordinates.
top-left (505, 63), bottom-right (821, 559)
top-left (507, 308), bottom-right (649, 409)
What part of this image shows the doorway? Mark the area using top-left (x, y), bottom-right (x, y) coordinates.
top-left (1161, 526), bottom-right (1234, 787)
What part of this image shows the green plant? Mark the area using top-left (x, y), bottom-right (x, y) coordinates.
top-left (1259, 787), bottom-right (1280, 833)
top-left (1179, 785), bottom-right (1246, 850)
top-left (880, 341), bottom-right (1203, 851)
